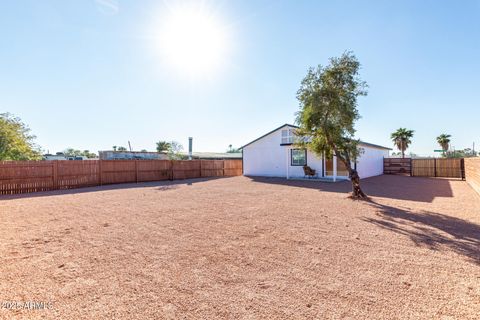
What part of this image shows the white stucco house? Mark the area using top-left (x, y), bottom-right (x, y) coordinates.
top-left (242, 124), bottom-right (391, 180)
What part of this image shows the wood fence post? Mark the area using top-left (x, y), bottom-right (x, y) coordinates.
top-left (99, 160), bottom-right (103, 186)
top-left (170, 160), bottom-right (174, 181)
top-left (410, 158), bottom-right (413, 177)
top-left (200, 160), bottom-right (202, 177)
top-left (434, 158), bottom-right (437, 177)
top-left (223, 160), bottom-right (225, 177)
top-left (461, 158), bottom-right (465, 180)
top-left (135, 160), bottom-right (139, 183)
top-left (52, 161), bottom-right (58, 190)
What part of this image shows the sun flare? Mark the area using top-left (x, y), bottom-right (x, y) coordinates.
top-left (157, 4), bottom-right (230, 78)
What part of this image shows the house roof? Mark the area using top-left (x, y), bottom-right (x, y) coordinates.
top-left (241, 123), bottom-right (392, 150)
top-left (358, 141), bottom-right (392, 150)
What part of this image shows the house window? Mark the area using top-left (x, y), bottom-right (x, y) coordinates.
top-left (281, 129), bottom-right (294, 144)
top-left (291, 149), bottom-right (307, 166)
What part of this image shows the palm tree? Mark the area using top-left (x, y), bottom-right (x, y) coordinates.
top-left (391, 128), bottom-right (414, 158)
top-left (156, 141), bottom-right (171, 153)
top-left (436, 134), bottom-right (451, 157)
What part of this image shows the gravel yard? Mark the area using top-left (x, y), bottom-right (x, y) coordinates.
top-left (1, 175), bottom-right (479, 319)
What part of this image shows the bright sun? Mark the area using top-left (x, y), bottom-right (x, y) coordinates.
top-left (157, 4), bottom-right (230, 78)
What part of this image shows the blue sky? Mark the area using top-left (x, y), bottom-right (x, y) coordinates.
top-left (1, 0), bottom-right (479, 155)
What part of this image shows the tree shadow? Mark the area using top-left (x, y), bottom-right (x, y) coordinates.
top-left (248, 175), bottom-right (455, 203)
top-left (363, 200), bottom-right (480, 265)
top-left (0, 177), bottom-right (224, 201)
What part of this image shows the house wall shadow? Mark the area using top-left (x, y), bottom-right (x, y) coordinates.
top-left (248, 175), bottom-right (455, 203)
top-left (363, 200), bottom-right (480, 265)
top-left (362, 175), bottom-right (455, 203)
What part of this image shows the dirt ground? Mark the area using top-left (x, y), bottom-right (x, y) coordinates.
top-left (1, 175), bottom-right (480, 319)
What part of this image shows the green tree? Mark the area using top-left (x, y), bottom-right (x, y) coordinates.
top-left (447, 148), bottom-right (476, 158)
top-left (117, 146), bottom-right (127, 151)
top-left (82, 150), bottom-right (97, 158)
top-left (436, 133), bottom-right (451, 157)
top-left (167, 141), bottom-right (185, 160)
top-left (391, 128), bottom-right (414, 158)
top-left (112, 146), bottom-right (117, 151)
top-left (63, 148), bottom-right (81, 157)
top-left (0, 113), bottom-right (41, 160)
top-left (156, 141), bottom-right (171, 153)
top-left (295, 52), bottom-right (368, 199)
top-left (462, 148), bottom-right (477, 157)
top-left (63, 149), bottom-right (96, 158)
top-left (227, 144), bottom-right (240, 153)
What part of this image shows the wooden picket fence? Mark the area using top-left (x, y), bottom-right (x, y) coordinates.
top-left (0, 159), bottom-right (243, 195)
top-left (383, 158), bottom-right (412, 175)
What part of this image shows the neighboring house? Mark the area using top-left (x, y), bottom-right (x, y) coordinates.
top-left (98, 151), bottom-right (168, 160)
top-left (43, 154), bottom-right (91, 160)
top-left (43, 154), bottom-right (68, 160)
top-left (242, 124), bottom-right (391, 180)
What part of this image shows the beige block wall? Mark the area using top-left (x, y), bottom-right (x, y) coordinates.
top-left (465, 158), bottom-right (480, 196)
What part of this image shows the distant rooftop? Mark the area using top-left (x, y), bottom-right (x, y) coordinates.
top-left (181, 152), bottom-right (242, 160)
top-left (98, 150), bottom-right (168, 160)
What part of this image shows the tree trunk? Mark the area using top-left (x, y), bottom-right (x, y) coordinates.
top-left (337, 153), bottom-right (367, 200)
top-left (348, 168), bottom-right (367, 199)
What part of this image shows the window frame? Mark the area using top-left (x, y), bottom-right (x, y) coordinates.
top-left (281, 129), bottom-right (294, 144)
top-left (291, 149), bottom-right (307, 166)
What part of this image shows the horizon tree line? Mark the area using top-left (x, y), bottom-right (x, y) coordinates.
top-left (0, 112), bottom-right (476, 163)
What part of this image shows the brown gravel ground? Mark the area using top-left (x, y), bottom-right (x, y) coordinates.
top-left (1, 175), bottom-right (480, 320)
